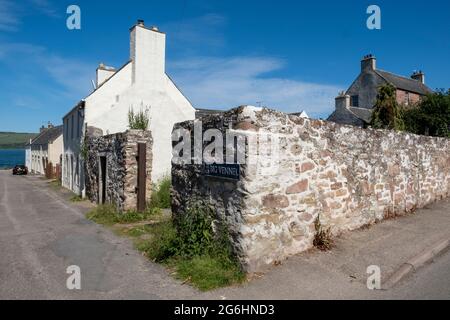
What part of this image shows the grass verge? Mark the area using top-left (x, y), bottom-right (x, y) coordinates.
top-left (134, 219), bottom-right (245, 291)
top-left (70, 195), bottom-right (84, 202)
top-left (48, 179), bottom-right (62, 190)
top-left (86, 195), bottom-right (245, 291)
top-left (149, 176), bottom-right (171, 209)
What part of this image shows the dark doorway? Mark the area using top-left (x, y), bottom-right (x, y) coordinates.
top-left (99, 156), bottom-right (107, 204)
top-left (137, 143), bottom-right (147, 212)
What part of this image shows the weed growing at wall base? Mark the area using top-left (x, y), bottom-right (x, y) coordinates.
top-left (86, 204), bottom-right (153, 225)
top-left (136, 200), bottom-right (245, 291)
top-left (86, 199), bottom-right (245, 291)
top-left (313, 215), bottom-right (334, 251)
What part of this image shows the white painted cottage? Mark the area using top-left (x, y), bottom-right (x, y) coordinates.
top-left (62, 20), bottom-right (195, 196)
top-left (30, 124), bottom-right (63, 176)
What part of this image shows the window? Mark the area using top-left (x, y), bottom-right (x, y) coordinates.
top-left (71, 114), bottom-right (74, 139)
top-left (76, 114), bottom-right (80, 138)
top-left (351, 95), bottom-right (359, 107)
top-left (404, 92), bottom-right (410, 105)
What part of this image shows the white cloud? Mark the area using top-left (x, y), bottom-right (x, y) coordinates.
top-left (39, 54), bottom-right (94, 96)
top-left (170, 56), bottom-right (342, 118)
top-left (29, 0), bottom-right (59, 18)
top-left (0, 0), bottom-right (59, 32)
top-left (0, 41), bottom-right (94, 103)
top-left (0, 0), bottom-right (21, 31)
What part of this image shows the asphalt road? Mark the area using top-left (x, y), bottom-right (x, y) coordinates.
top-left (0, 170), bottom-right (449, 300)
top-left (0, 170), bottom-right (197, 299)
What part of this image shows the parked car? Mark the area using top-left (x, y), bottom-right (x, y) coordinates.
top-left (12, 165), bottom-right (28, 175)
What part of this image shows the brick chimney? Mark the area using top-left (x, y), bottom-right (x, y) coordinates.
top-left (129, 19), bottom-right (166, 87)
top-left (361, 54), bottom-right (376, 72)
top-left (411, 70), bottom-right (425, 84)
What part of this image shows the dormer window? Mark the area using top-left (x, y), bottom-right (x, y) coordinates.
top-left (351, 95), bottom-right (359, 107)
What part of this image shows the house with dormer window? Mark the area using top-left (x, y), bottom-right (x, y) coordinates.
top-left (328, 54), bottom-right (433, 127)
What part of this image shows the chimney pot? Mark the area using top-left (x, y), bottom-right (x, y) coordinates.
top-left (411, 70), bottom-right (425, 84)
top-left (137, 19), bottom-right (144, 26)
top-left (361, 54), bottom-right (376, 72)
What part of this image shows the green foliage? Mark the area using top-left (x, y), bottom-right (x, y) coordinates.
top-left (80, 139), bottom-right (89, 160)
top-left (370, 84), bottom-right (405, 131)
top-left (402, 89), bottom-right (450, 137)
top-left (136, 200), bottom-right (245, 290)
top-left (86, 204), bottom-right (152, 226)
top-left (0, 132), bottom-right (37, 149)
top-left (150, 176), bottom-right (171, 209)
top-left (87, 199), bottom-right (245, 291)
top-left (136, 221), bottom-right (179, 262)
top-left (70, 195), bottom-right (84, 202)
top-left (128, 107), bottom-right (150, 130)
top-left (175, 201), bottom-right (215, 257)
top-left (48, 179), bottom-right (62, 190)
top-left (313, 215), bottom-right (333, 251)
top-left (173, 255), bottom-right (245, 291)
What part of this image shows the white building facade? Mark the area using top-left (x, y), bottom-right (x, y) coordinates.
top-left (62, 20), bottom-right (195, 196)
top-left (30, 125), bottom-right (63, 175)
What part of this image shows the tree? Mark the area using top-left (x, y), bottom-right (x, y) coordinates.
top-left (128, 106), bottom-right (150, 130)
top-left (402, 89), bottom-right (450, 138)
top-left (370, 84), bottom-right (404, 130)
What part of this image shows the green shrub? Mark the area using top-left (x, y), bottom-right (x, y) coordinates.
top-left (136, 200), bottom-right (245, 290)
top-left (87, 199), bottom-right (245, 291)
top-left (86, 204), bottom-right (119, 225)
top-left (70, 195), bottom-right (83, 202)
top-left (150, 176), bottom-right (171, 209)
top-left (86, 204), bottom-right (151, 225)
top-left (402, 89), bottom-right (450, 137)
top-left (175, 201), bottom-right (215, 257)
top-left (370, 84), bottom-right (405, 131)
top-left (128, 107), bottom-right (150, 130)
top-left (137, 221), bottom-right (179, 262)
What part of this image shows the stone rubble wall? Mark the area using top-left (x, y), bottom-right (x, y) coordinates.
top-left (172, 106), bottom-right (450, 272)
top-left (85, 129), bottom-right (152, 212)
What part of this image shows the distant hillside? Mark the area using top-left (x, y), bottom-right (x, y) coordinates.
top-left (0, 132), bottom-right (37, 149)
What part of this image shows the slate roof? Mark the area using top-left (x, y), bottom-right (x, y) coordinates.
top-left (31, 126), bottom-right (63, 146)
top-left (375, 70), bottom-right (433, 95)
top-left (347, 107), bottom-right (373, 123)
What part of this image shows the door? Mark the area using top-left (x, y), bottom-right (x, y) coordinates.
top-left (99, 156), bottom-right (107, 204)
top-left (137, 143), bottom-right (146, 212)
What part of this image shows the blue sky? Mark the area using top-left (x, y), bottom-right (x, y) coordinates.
top-left (0, 0), bottom-right (449, 132)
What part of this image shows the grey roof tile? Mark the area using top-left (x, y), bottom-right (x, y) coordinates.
top-left (31, 126), bottom-right (63, 146)
top-left (375, 70), bottom-right (433, 95)
top-left (348, 107), bottom-right (373, 123)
